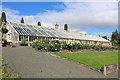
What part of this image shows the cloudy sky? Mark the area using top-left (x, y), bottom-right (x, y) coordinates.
top-left (0, 1), bottom-right (118, 38)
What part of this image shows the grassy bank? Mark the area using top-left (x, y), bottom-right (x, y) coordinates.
top-left (52, 52), bottom-right (118, 70)
top-left (0, 56), bottom-right (20, 79)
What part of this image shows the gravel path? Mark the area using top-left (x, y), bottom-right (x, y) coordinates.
top-left (2, 47), bottom-right (117, 78)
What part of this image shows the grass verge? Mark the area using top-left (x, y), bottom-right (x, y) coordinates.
top-left (0, 56), bottom-right (20, 79)
top-left (52, 52), bottom-right (118, 70)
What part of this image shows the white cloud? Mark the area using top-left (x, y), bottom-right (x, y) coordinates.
top-left (95, 32), bottom-right (112, 39)
top-left (2, 2), bottom-right (118, 33)
top-left (96, 32), bottom-right (112, 35)
top-left (37, 2), bottom-right (118, 30)
top-left (2, 7), bottom-right (20, 22)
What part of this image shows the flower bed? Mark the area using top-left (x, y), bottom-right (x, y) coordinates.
top-left (32, 39), bottom-right (119, 52)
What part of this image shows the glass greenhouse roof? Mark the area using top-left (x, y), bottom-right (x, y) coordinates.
top-left (10, 22), bottom-right (64, 38)
top-left (9, 22), bottom-right (110, 42)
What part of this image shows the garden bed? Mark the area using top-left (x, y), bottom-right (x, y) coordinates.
top-left (32, 39), bottom-right (119, 52)
top-left (32, 47), bottom-right (118, 53)
top-left (69, 49), bottom-right (118, 53)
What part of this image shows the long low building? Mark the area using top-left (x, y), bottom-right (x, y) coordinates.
top-left (3, 22), bottom-right (111, 46)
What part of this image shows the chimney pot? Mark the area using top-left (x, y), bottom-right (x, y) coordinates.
top-left (55, 24), bottom-right (59, 30)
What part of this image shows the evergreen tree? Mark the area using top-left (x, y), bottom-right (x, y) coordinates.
top-left (102, 36), bottom-right (108, 40)
top-left (64, 24), bottom-right (68, 31)
top-left (21, 17), bottom-right (24, 23)
top-left (111, 29), bottom-right (118, 41)
top-left (0, 12), bottom-right (7, 25)
top-left (37, 21), bottom-right (41, 26)
top-left (0, 18), bottom-right (2, 26)
top-left (111, 29), bottom-right (120, 46)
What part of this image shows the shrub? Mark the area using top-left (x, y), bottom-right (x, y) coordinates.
top-left (2, 38), bottom-right (7, 47)
top-left (0, 56), bottom-right (20, 78)
top-left (20, 38), bottom-right (27, 46)
top-left (1, 65), bottom-right (20, 78)
top-left (2, 38), bottom-right (7, 44)
top-left (32, 39), bottom-right (118, 52)
top-left (0, 28), bottom-right (8, 33)
top-left (32, 39), bottom-right (43, 50)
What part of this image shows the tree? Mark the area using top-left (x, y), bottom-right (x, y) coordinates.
top-left (64, 24), bottom-right (68, 31)
top-left (37, 21), bottom-right (41, 26)
top-left (20, 17), bottom-right (24, 23)
top-left (111, 40), bottom-right (118, 46)
top-left (111, 29), bottom-right (118, 41)
top-left (111, 29), bottom-right (120, 46)
top-left (102, 36), bottom-right (108, 40)
top-left (1, 12), bottom-right (7, 23)
top-left (0, 12), bottom-right (7, 26)
top-left (0, 18), bottom-right (2, 26)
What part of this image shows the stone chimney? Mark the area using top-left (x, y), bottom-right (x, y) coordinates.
top-left (55, 24), bottom-right (59, 30)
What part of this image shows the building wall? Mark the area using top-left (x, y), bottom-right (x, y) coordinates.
top-left (6, 22), bottom-right (111, 46)
top-left (6, 23), bottom-right (19, 43)
top-left (15, 35), bottom-right (111, 46)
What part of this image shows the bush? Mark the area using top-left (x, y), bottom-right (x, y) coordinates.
top-left (47, 40), bottom-right (61, 52)
top-left (32, 39), bottom-right (118, 52)
top-left (0, 28), bottom-right (8, 33)
top-left (32, 40), bottom-right (61, 52)
top-left (2, 38), bottom-right (7, 44)
top-left (2, 38), bottom-right (7, 47)
top-left (1, 65), bottom-right (20, 78)
top-left (0, 56), bottom-right (20, 78)
top-left (20, 38), bottom-right (27, 46)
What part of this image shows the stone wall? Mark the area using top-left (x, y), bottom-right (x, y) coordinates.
top-left (103, 64), bottom-right (119, 75)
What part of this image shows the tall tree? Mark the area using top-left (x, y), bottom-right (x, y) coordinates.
top-left (0, 12), bottom-right (7, 25)
top-left (37, 21), bottom-right (41, 26)
top-left (111, 29), bottom-right (120, 46)
top-left (102, 36), bottom-right (108, 40)
top-left (21, 17), bottom-right (24, 23)
top-left (0, 18), bottom-right (2, 26)
top-left (64, 24), bottom-right (68, 31)
top-left (111, 29), bottom-right (118, 41)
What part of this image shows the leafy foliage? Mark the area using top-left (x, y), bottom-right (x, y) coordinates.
top-left (37, 21), bottom-right (41, 26)
top-left (102, 36), bottom-right (108, 40)
top-left (0, 65), bottom-right (20, 78)
top-left (111, 29), bottom-right (120, 46)
top-left (64, 24), bottom-right (68, 31)
top-left (20, 38), bottom-right (27, 46)
top-left (0, 12), bottom-right (7, 24)
top-left (0, 28), bottom-right (8, 34)
top-left (32, 39), bottom-right (118, 52)
top-left (21, 17), bottom-right (24, 23)
top-left (2, 38), bottom-right (7, 47)
top-left (2, 38), bottom-right (7, 44)
top-left (0, 56), bottom-right (20, 78)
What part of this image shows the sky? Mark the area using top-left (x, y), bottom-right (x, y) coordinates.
top-left (0, 2), bottom-right (118, 39)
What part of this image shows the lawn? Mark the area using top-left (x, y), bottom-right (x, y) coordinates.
top-left (52, 52), bottom-right (118, 70)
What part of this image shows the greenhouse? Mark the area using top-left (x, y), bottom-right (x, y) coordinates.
top-left (5, 22), bottom-right (110, 46)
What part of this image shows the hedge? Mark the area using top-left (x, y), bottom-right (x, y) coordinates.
top-left (32, 39), bottom-right (119, 52)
